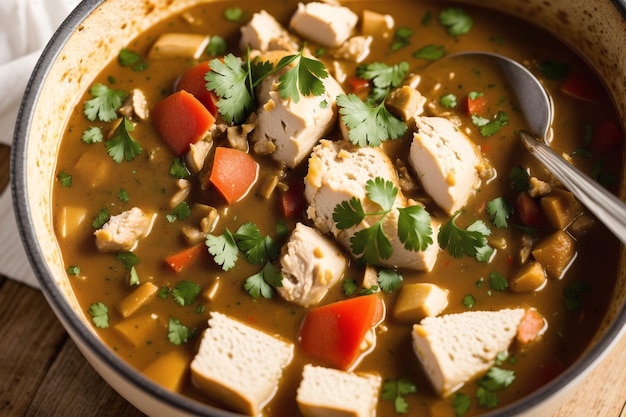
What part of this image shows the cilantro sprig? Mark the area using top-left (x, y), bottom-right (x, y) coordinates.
top-left (206, 47), bottom-right (329, 124)
top-left (439, 7), bottom-right (473, 37)
top-left (84, 83), bottom-right (127, 122)
top-left (438, 211), bottom-right (494, 262)
top-left (106, 117), bottom-right (142, 163)
top-left (88, 302), bottom-right (109, 329)
top-left (333, 177), bottom-right (433, 265)
top-left (381, 378), bottom-right (417, 414)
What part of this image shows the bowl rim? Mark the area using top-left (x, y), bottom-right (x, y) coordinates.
top-left (10, 0), bottom-right (626, 416)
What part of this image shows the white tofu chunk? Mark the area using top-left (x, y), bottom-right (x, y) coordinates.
top-left (412, 308), bottom-right (526, 397)
top-left (333, 35), bottom-right (373, 63)
top-left (290, 2), bottom-right (359, 48)
top-left (409, 116), bottom-right (481, 215)
top-left (94, 207), bottom-right (155, 252)
top-left (191, 312), bottom-right (294, 416)
top-left (278, 222), bottom-right (347, 307)
top-left (239, 10), bottom-right (298, 52)
top-left (305, 139), bottom-right (440, 271)
top-left (297, 364), bottom-right (382, 417)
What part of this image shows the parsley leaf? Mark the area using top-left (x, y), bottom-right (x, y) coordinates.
top-left (381, 378), bottom-right (417, 414)
top-left (439, 7), bottom-right (473, 37)
top-left (84, 83), bottom-right (127, 122)
top-left (487, 197), bottom-right (513, 228)
top-left (378, 269), bottom-right (403, 292)
top-left (206, 229), bottom-right (238, 271)
top-left (438, 211), bottom-right (493, 261)
top-left (106, 117), bottom-right (142, 163)
top-left (82, 126), bottom-right (103, 144)
top-left (167, 317), bottom-right (190, 345)
top-left (88, 302), bottom-right (109, 328)
top-left (244, 262), bottom-right (282, 299)
top-left (172, 280), bottom-right (201, 307)
top-left (233, 222), bottom-right (279, 264)
top-left (337, 93), bottom-right (408, 147)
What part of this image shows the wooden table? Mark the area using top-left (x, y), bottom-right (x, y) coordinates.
top-left (1, 144), bottom-right (625, 416)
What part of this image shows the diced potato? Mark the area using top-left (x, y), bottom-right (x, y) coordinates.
top-left (114, 313), bottom-right (164, 347)
top-left (532, 231), bottom-right (576, 279)
top-left (148, 33), bottom-right (209, 60)
top-left (568, 213), bottom-right (595, 237)
top-left (385, 86), bottom-right (426, 122)
top-left (116, 282), bottom-right (159, 318)
top-left (361, 10), bottom-right (394, 38)
top-left (540, 188), bottom-right (583, 229)
top-left (55, 206), bottom-right (88, 239)
top-left (510, 262), bottom-right (546, 293)
top-left (73, 151), bottom-right (110, 188)
top-left (393, 283), bottom-right (448, 322)
top-left (142, 349), bottom-right (190, 391)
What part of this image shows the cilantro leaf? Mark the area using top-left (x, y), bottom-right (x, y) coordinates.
top-left (88, 302), bottom-right (109, 328)
top-left (224, 7), bottom-right (243, 22)
top-left (366, 177), bottom-right (397, 211)
top-left (438, 211), bottom-right (493, 261)
top-left (337, 93), bottom-right (407, 147)
top-left (84, 83), bottom-right (127, 122)
top-left (206, 35), bottom-right (227, 56)
top-left (476, 387), bottom-right (499, 409)
top-left (82, 126), bottom-right (103, 144)
top-left (463, 294), bottom-right (476, 308)
top-left (172, 280), bottom-right (201, 307)
top-left (381, 378), bottom-right (417, 414)
top-left (378, 269), bottom-right (403, 292)
top-left (333, 198), bottom-right (366, 229)
top-left (118, 188), bottom-right (129, 203)
top-left (509, 165), bottom-right (530, 192)
top-left (277, 51), bottom-right (328, 103)
top-left (116, 252), bottom-right (139, 269)
top-left (439, 7), bottom-right (473, 37)
top-left (412, 44), bottom-right (446, 60)
top-left (390, 27), bottom-right (414, 51)
top-left (439, 93), bottom-right (457, 108)
top-left (234, 222), bottom-right (279, 264)
top-left (342, 278), bottom-right (358, 296)
top-left (477, 367), bottom-right (516, 391)
top-left (91, 208), bottom-right (110, 229)
top-left (488, 271), bottom-right (509, 291)
top-left (57, 171), bottom-right (72, 187)
top-left (167, 201), bottom-right (191, 223)
top-left (106, 117), bottom-right (142, 163)
top-left (486, 197), bottom-right (513, 228)
top-left (472, 111), bottom-right (509, 137)
top-left (453, 392), bottom-right (472, 416)
top-left (206, 54), bottom-right (255, 124)
top-left (167, 317), bottom-right (190, 345)
top-left (350, 223), bottom-right (393, 264)
top-left (128, 266), bottom-right (140, 286)
top-left (169, 158), bottom-right (190, 179)
top-left (537, 61), bottom-right (570, 80)
top-left (206, 229), bottom-right (238, 271)
top-left (66, 265), bottom-right (80, 276)
top-left (357, 62), bottom-right (409, 90)
top-left (244, 262), bottom-right (282, 299)
top-left (397, 205), bottom-right (433, 251)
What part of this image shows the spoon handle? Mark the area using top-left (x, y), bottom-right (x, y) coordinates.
top-left (520, 131), bottom-right (626, 245)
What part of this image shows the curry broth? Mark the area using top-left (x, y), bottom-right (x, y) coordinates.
top-left (53, 1), bottom-right (622, 416)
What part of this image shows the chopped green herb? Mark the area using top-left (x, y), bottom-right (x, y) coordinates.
top-left (537, 61), bottom-right (570, 80)
top-left (472, 111), bottom-right (509, 137)
top-left (357, 61), bottom-right (409, 92)
top-left (118, 188), bottom-right (129, 203)
top-left (563, 280), bottom-right (592, 311)
top-left (167, 317), bottom-right (190, 345)
top-left (476, 387), bottom-right (498, 409)
top-left (169, 157), bottom-right (190, 179)
top-left (390, 27), bottom-right (414, 51)
top-left (84, 83), bottom-right (127, 122)
top-left (509, 165), bottom-right (530, 192)
top-left (167, 201), bottom-right (191, 222)
top-left (377, 269), bottom-right (403, 292)
top-left (381, 378), bottom-right (417, 414)
top-left (91, 208), bottom-right (110, 229)
top-left (275, 219), bottom-right (290, 238)
top-left (224, 7), bottom-right (243, 22)
top-left (66, 265), bottom-right (80, 276)
top-left (206, 229), bottom-right (239, 271)
top-left (572, 147), bottom-right (593, 158)
top-left (206, 35), bottom-right (227, 56)
top-left (206, 54), bottom-right (254, 124)
top-left (158, 286), bottom-right (170, 299)
top-left (477, 366), bottom-right (516, 391)
top-left (82, 126), bottom-right (103, 144)
top-left (342, 278), bottom-right (358, 296)
top-left (488, 271), bottom-right (508, 291)
top-left (118, 48), bottom-right (140, 67)
top-left (128, 266), bottom-right (140, 286)
top-left (439, 93), bottom-right (458, 108)
top-left (233, 222), bottom-right (279, 264)
top-left (438, 211), bottom-right (493, 261)
top-left (412, 44), bottom-right (446, 60)
top-left (421, 11), bottom-right (433, 26)
top-left (486, 197), bottom-right (513, 228)
top-left (453, 392), bottom-right (472, 416)
top-left (88, 302), bottom-right (109, 328)
top-left (591, 159), bottom-right (616, 188)
top-left (333, 177), bottom-right (433, 265)
top-left (57, 171), bottom-right (72, 187)
top-left (463, 294), bottom-right (476, 308)
top-left (172, 280), bottom-right (201, 307)
top-left (489, 35), bottom-right (506, 45)
top-left (106, 117), bottom-right (142, 163)
top-left (276, 49), bottom-right (329, 103)
top-left (244, 262), bottom-right (282, 299)
top-left (116, 252), bottom-right (139, 269)
top-left (439, 7), bottom-right (473, 37)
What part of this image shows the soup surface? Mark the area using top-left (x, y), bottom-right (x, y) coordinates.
top-left (52, 1), bottom-right (623, 416)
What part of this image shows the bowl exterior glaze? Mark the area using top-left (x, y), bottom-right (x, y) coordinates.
top-left (11, 1), bottom-right (626, 416)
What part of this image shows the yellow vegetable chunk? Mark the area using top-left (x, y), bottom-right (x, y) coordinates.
top-left (142, 349), bottom-right (190, 392)
top-left (510, 262), bottom-right (547, 293)
top-left (116, 282), bottom-right (159, 318)
top-left (114, 313), bottom-right (164, 347)
top-left (55, 206), bottom-right (88, 239)
top-left (148, 33), bottom-right (209, 60)
top-left (393, 283), bottom-right (448, 322)
top-left (540, 188), bottom-right (583, 229)
top-left (532, 231), bottom-right (576, 279)
top-left (73, 151), bottom-right (110, 188)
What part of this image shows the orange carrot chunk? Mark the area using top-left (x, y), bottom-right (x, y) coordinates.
top-left (176, 61), bottom-right (219, 116)
top-left (209, 147), bottom-right (259, 204)
top-left (517, 308), bottom-right (546, 345)
top-left (151, 90), bottom-right (215, 155)
top-left (165, 243), bottom-right (206, 273)
top-left (464, 93), bottom-right (487, 117)
top-left (281, 181), bottom-right (306, 218)
top-left (298, 294), bottom-right (385, 370)
top-left (560, 70), bottom-right (605, 103)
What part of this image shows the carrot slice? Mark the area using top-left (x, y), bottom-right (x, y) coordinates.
top-left (560, 70), bottom-right (605, 103)
top-left (209, 147), bottom-right (259, 204)
top-left (516, 192), bottom-right (545, 227)
top-left (464, 93), bottom-right (487, 117)
top-left (298, 294), bottom-right (385, 370)
top-left (281, 181), bottom-right (306, 218)
top-left (346, 76), bottom-right (370, 95)
top-left (516, 308), bottom-right (546, 344)
top-left (152, 90), bottom-right (215, 155)
top-left (165, 243), bottom-right (206, 273)
top-left (176, 62), bottom-right (219, 115)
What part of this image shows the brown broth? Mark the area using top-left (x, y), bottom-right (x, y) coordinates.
top-left (52, 1), bottom-right (623, 416)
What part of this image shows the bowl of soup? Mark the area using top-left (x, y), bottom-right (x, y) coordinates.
top-left (11, 0), bottom-right (625, 416)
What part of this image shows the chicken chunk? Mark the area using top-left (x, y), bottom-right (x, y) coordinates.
top-left (251, 52), bottom-right (345, 168)
top-left (409, 116), bottom-right (482, 215)
top-left (239, 10), bottom-right (299, 52)
top-left (94, 207), bottom-right (155, 252)
top-left (278, 222), bottom-right (347, 307)
top-left (304, 140), bottom-right (439, 271)
top-left (289, 2), bottom-right (359, 48)
top-left (333, 35), bottom-right (373, 63)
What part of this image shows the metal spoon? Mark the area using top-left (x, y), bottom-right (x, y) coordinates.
top-left (438, 52), bottom-right (626, 244)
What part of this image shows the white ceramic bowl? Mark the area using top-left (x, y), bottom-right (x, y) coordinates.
top-left (11, 0), bottom-right (626, 416)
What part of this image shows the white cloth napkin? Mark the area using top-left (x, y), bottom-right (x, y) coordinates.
top-left (0, 0), bottom-right (81, 287)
